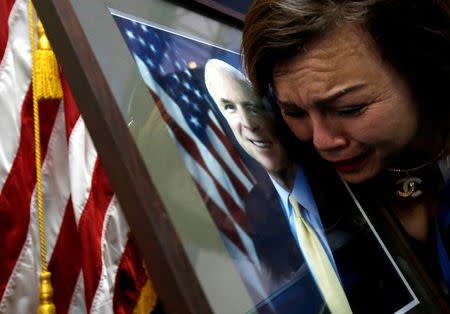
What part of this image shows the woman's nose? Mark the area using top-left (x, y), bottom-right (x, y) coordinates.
top-left (311, 115), bottom-right (347, 152)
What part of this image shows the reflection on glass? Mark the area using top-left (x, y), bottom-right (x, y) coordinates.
top-left (112, 10), bottom-right (418, 313)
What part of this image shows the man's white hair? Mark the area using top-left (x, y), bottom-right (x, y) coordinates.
top-left (204, 59), bottom-right (251, 105)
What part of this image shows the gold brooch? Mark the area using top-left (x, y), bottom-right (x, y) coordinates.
top-left (395, 177), bottom-right (423, 198)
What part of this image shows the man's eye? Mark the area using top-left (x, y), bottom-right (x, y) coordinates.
top-left (248, 106), bottom-right (264, 115)
top-left (224, 103), bottom-right (236, 111)
top-left (244, 103), bottom-right (262, 114)
top-left (335, 104), bottom-right (367, 117)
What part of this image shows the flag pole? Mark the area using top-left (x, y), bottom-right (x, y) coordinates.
top-left (29, 1), bottom-right (63, 312)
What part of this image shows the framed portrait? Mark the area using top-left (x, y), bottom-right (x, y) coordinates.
top-left (34, 0), bottom-right (448, 312)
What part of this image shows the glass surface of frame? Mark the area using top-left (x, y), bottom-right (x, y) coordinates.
top-left (36, 0), bottom-right (448, 312)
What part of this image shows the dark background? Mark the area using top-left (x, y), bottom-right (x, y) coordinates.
top-left (210, 0), bottom-right (253, 15)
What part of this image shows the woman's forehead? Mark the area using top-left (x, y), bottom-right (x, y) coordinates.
top-left (274, 24), bottom-right (376, 73)
top-left (272, 24), bottom-right (384, 103)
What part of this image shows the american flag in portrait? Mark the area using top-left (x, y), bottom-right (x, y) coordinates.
top-left (112, 12), bottom-right (269, 301)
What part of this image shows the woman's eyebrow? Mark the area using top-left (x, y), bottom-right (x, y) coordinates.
top-left (277, 83), bottom-right (366, 110)
top-left (315, 84), bottom-right (366, 108)
top-left (276, 100), bottom-right (299, 111)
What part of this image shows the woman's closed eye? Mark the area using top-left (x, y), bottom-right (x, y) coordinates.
top-left (278, 102), bottom-right (308, 118)
top-left (282, 108), bottom-right (308, 118)
top-left (334, 104), bottom-right (368, 117)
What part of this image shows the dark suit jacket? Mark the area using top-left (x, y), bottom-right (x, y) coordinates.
top-left (245, 174), bottom-right (326, 313)
top-left (244, 170), bottom-right (414, 313)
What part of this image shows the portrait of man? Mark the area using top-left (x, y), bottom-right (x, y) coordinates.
top-left (204, 59), bottom-right (415, 313)
top-left (204, 58), bottom-right (296, 191)
top-left (205, 58), bottom-right (340, 311)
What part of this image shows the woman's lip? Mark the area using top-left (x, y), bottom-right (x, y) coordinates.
top-left (327, 151), bottom-right (369, 173)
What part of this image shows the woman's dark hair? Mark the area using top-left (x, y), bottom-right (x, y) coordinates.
top-left (241, 0), bottom-right (450, 125)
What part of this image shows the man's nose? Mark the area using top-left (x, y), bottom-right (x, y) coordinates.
top-left (240, 110), bottom-right (258, 131)
top-left (311, 114), bottom-right (347, 152)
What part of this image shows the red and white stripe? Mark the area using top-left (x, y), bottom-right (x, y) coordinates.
top-left (0, 0), bottom-right (147, 312)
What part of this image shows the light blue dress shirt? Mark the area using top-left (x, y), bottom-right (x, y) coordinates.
top-left (269, 166), bottom-right (342, 287)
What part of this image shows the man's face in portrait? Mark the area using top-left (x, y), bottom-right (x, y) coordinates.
top-left (205, 61), bottom-right (289, 173)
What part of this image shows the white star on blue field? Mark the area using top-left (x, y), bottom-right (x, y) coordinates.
top-left (113, 14), bottom-right (240, 144)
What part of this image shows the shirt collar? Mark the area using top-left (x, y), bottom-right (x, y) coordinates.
top-left (270, 174), bottom-right (290, 215)
top-left (290, 166), bottom-right (318, 213)
top-left (269, 165), bottom-right (318, 213)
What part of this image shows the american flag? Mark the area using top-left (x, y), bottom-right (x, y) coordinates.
top-left (0, 0), bottom-right (151, 312)
top-left (112, 13), bottom-right (268, 301)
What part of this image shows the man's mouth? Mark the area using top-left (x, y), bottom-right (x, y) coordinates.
top-left (249, 139), bottom-right (270, 148)
top-left (327, 150), bottom-right (370, 173)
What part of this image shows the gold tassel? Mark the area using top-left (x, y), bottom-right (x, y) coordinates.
top-left (133, 265), bottom-right (157, 313)
top-left (37, 272), bottom-right (56, 314)
top-left (29, 2), bottom-right (59, 311)
top-left (33, 19), bottom-right (63, 101)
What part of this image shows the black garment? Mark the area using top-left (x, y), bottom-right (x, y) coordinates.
top-left (244, 170), bottom-right (414, 313)
top-left (245, 174), bottom-right (326, 313)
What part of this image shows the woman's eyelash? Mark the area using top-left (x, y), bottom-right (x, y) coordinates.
top-left (282, 109), bottom-right (307, 118)
top-left (335, 104), bottom-right (368, 116)
top-left (281, 103), bottom-right (369, 118)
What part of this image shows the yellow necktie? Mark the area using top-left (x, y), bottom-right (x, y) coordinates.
top-left (289, 196), bottom-right (352, 314)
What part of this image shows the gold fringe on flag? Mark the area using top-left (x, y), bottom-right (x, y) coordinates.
top-left (29, 1), bottom-right (61, 313)
top-left (133, 264), bottom-right (157, 313)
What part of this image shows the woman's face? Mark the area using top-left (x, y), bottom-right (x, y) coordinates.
top-left (273, 24), bottom-right (420, 183)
